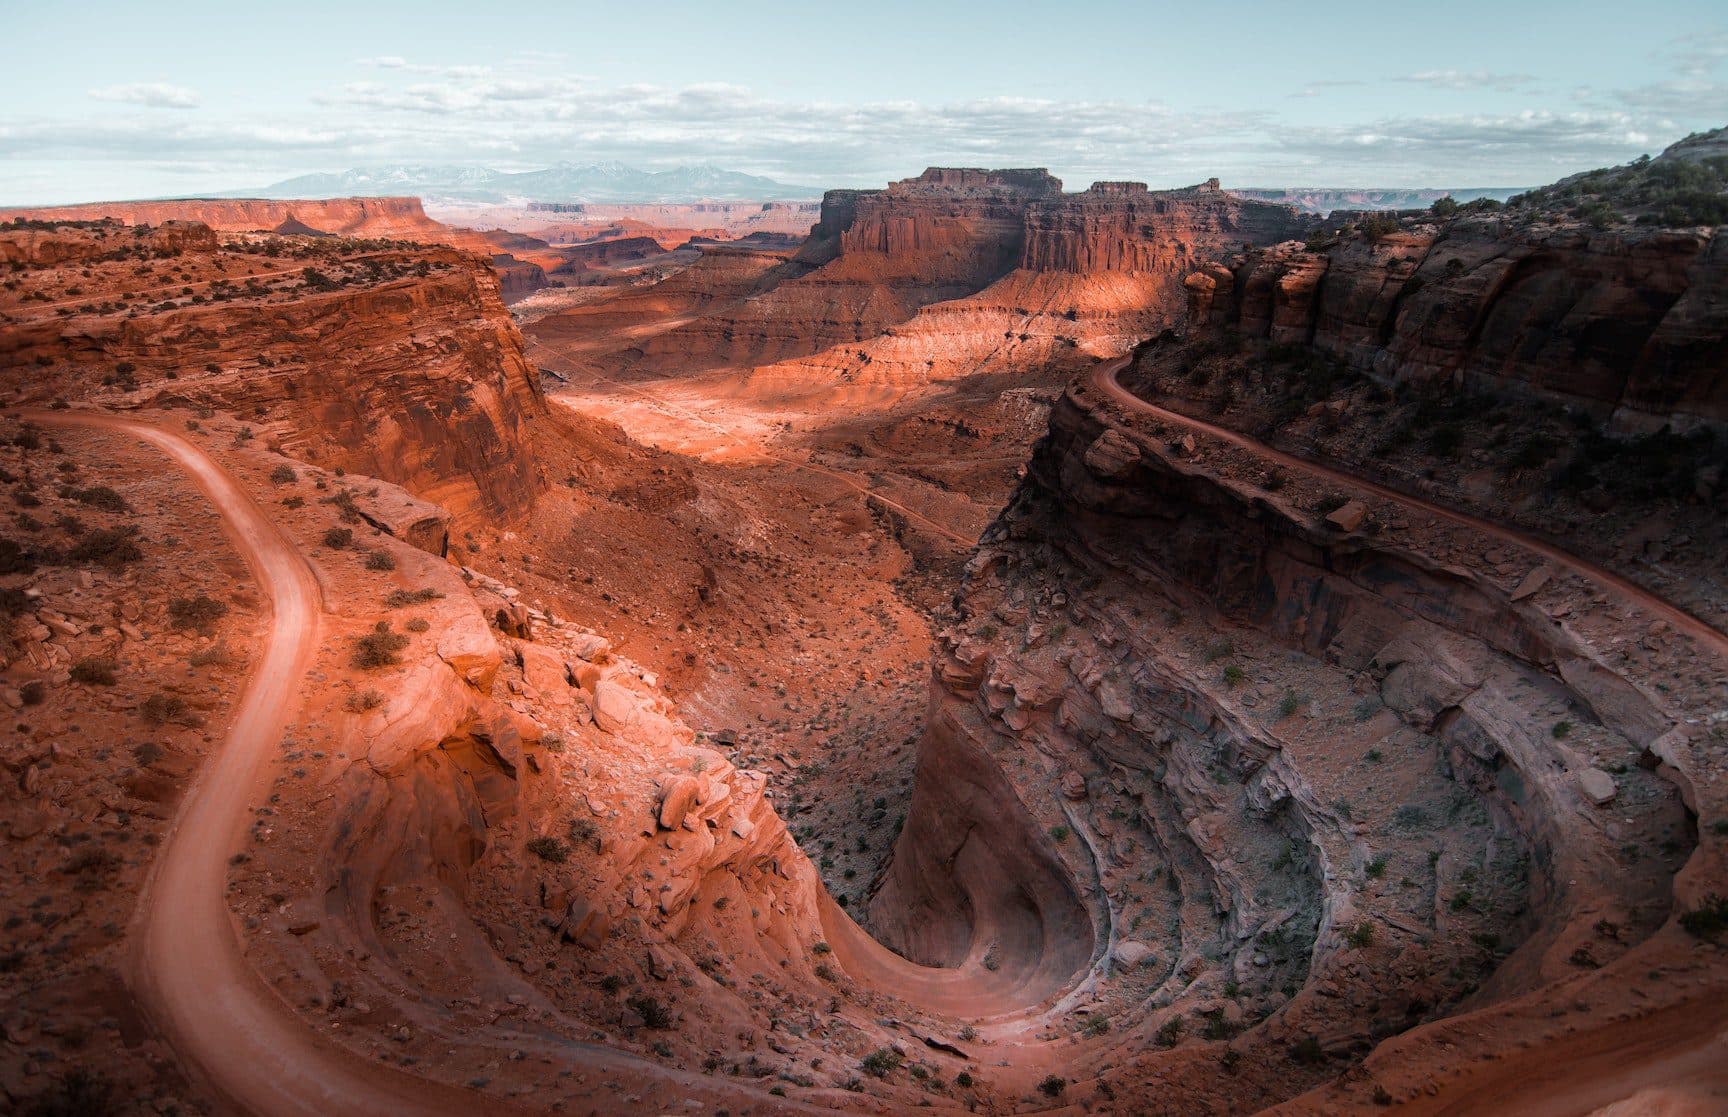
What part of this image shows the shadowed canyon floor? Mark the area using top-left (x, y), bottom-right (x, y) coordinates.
top-left (3, 141), bottom-right (1728, 1116)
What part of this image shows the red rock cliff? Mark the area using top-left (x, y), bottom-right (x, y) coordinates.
top-left (1191, 216), bottom-right (1728, 428)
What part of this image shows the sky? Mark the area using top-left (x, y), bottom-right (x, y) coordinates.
top-left (3, 0), bottom-right (1726, 204)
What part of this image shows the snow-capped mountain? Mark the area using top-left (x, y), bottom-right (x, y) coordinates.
top-left (234, 162), bottom-right (822, 203)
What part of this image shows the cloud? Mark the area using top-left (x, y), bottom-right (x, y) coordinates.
top-left (355, 57), bottom-right (493, 79)
top-left (1665, 29), bottom-right (1728, 78)
top-left (1400, 71), bottom-right (1537, 93)
top-left (9, 65), bottom-right (1715, 203)
top-left (87, 82), bottom-right (200, 109)
top-left (1292, 79), bottom-right (1366, 99)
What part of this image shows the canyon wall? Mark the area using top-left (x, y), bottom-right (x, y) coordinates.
top-left (739, 178), bottom-right (1309, 399)
top-left (1187, 216), bottom-right (1728, 429)
top-left (2, 195), bottom-right (453, 239)
top-left (2, 221), bottom-right (547, 520)
top-left (873, 373), bottom-right (1700, 1106)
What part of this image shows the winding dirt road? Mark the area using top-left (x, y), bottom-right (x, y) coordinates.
top-left (28, 411), bottom-right (530, 1116)
top-left (1089, 355), bottom-right (1728, 658)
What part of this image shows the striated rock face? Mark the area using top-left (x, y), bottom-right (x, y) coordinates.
top-left (1193, 216), bottom-right (1728, 428)
top-left (738, 178), bottom-right (1306, 399)
top-left (1, 196), bottom-right (453, 239)
top-left (877, 375), bottom-right (1701, 1107)
top-left (1021, 179), bottom-right (1302, 274)
top-left (542, 167), bottom-right (1306, 399)
top-left (3, 220), bottom-right (547, 520)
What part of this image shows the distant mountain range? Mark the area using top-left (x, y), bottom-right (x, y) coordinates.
top-left (1230, 187), bottom-right (1526, 214)
top-left (226, 162), bottom-right (825, 204)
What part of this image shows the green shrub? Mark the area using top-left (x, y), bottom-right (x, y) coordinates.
top-left (1222, 665), bottom-right (1246, 688)
top-left (860, 1049), bottom-right (901, 1078)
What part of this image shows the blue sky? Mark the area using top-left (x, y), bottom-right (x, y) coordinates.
top-left (3, 0), bottom-right (1725, 203)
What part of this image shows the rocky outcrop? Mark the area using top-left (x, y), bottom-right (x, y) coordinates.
top-left (1191, 216), bottom-right (1728, 429)
top-left (1, 196), bottom-right (453, 240)
top-left (876, 373), bottom-right (1702, 1106)
top-left (738, 178), bottom-right (1307, 400)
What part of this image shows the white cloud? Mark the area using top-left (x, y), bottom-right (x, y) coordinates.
top-left (87, 82), bottom-right (200, 109)
top-left (1400, 71), bottom-right (1537, 93)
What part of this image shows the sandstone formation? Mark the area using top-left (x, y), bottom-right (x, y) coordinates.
top-left (1189, 215), bottom-right (1727, 429)
top-left (0, 220), bottom-right (547, 521)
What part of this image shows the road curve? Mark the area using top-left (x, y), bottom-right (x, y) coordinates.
top-left (1088, 356), bottom-right (1728, 660)
top-left (24, 411), bottom-right (533, 1117)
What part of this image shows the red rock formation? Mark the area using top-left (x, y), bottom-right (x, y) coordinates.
top-left (1193, 215), bottom-right (1728, 428)
top-left (1, 196), bottom-right (453, 239)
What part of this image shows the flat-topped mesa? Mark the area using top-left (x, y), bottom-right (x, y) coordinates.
top-left (830, 169), bottom-right (1066, 286)
top-left (0, 195), bottom-right (448, 240)
top-left (1020, 180), bottom-right (1308, 274)
top-left (890, 166), bottom-right (1066, 194)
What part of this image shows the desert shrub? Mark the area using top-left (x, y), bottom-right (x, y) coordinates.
top-left (385, 587), bottom-right (442, 609)
top-left (1679, 895), bottom-right (1728, 939)
top-left (20, 1068), bottom-right (115, 1117)
top-left (1289, 1035), bottom-right (1326, 1065)
top-left (68, 526), bottom-right (141, 567)
top-left (1222, 665), bottom-right (1247, 688)
top-left (1082, 1014), bottom-right (1111, 1037)
top-left (364, 549), bottom-right (396, 572)
top-left (1279, 690), bottom-right (1303, 717)
top-left (71, 485), bottom-right (129, 513)
top-left (190, 642), bottom-right (240, 668)
top-left (269, 465), bottom-right (297, 485)
top-left (70, 656), bottom-right (118, 685)
top-left (168, 594), bottom-right (228, 633)
top-left (345, 689), bottom-right (384, 713)
top-left (322, 526), bottom-right (352, 550)
top-left (1551, 720), bottom-right (1574, 739)
top-left (1155, 1018), bottom-right (1183, 1048)
top-left (404, 617), bottom-right (430, 633)
top-left (627, 994), bottom-right (672, 1029)
top-left (350, 621), bottom-right (408, 670)
top-left (1346, 921), bottom-right (1376, 948)
top-left (860, 1048), bottom-right (901, 1077)
top-left (0, 537), bottom-right (35, 575)
top-left (19, 680), bottom-right (47, 705)
top-left (141, 693), bottom-right (194, 725)
top-left (525, 836), bottom-right (568, 863)
top-left (1038, 1075), bottom-right (1067, 1098)
top-left (1049, 824), bottom-right (1070, 841)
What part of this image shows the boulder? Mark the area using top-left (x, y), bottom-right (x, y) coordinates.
top-left (1113, 941), bottom-right (1156, 968)
top-left (1576, 768), bottom-right (1618, 806)
top-left (1083, 429), bottom-right (1143, 480)
top-left (561, 897), bottom-right (610, 950)
top-left (658, 774), bottom-right (701, 830)
top-left (1326, 500), bottom-right (1368, 532)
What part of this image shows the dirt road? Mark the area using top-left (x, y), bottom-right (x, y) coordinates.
top-left (27, 411), bottom-right (532, 1116)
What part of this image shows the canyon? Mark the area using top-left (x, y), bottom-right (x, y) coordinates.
top-left (1, 130), bottom-right (1726, 1117)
